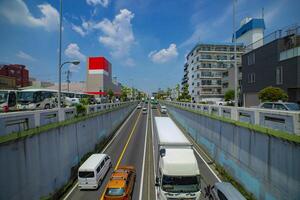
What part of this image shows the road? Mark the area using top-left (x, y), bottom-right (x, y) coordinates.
top-left (63, 102), bottom-right (221, 200)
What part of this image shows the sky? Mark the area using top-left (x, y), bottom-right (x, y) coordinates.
top-left (0, 0), bottom-right (299, 94)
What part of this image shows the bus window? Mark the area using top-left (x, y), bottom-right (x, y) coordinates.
top-left (8, 91), bottom-right (16, 107)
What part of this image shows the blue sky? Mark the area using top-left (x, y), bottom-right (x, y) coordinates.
top-left (0, 0), bottom-right (299, 94)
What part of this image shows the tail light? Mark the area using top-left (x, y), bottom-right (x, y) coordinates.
top-left (3, 105), bottom-right (9, 112)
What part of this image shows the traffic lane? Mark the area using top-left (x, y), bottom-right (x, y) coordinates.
top-left (66, 108), bottom-right (141, 200)
top-left (119, 105), bottom-right (148, 200)
top-left (151, 109), bottom-right (218, 200)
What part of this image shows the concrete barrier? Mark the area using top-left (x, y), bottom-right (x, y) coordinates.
top-left (0, 103), bottom-right (136, 200)
top-left (0, 102), bottom-right (132, 136)
top-left (165, 103), bottom-right (300, 200)
top-left (168, 101), bottom-right (300, 135)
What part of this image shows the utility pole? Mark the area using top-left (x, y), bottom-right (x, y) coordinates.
top-left (233, 0), bottom-right (238, 107)
top-left (58, 0), bottom-right (63, 108)
top-left (66, 70), bottom-right (71, 92)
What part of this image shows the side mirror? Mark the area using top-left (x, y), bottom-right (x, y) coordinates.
top-left (155, 177), bottom-right (160, 187)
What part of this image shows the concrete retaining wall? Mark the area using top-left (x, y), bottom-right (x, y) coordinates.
top-left (166, 104), bottom-right (300, 200)
top-left (0, 104), bottom-right (135, 200)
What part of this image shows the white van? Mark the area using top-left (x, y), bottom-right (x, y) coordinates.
top-left (78, 154), bottom-right (112, 190)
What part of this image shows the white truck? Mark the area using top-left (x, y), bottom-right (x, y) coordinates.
top-left (154, 117), bottom-right (201, 200)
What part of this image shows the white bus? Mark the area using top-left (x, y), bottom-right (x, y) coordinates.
top-left (17, 89), bottom-right (57, 110)
top-left (0, 90), bottom-right (18, 112)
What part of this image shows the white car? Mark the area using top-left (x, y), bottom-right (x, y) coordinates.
top-left (160, 105), bottom-right (167, 114)
top-left (137, 104), bottom-right (142, 109)
top-left (142, 107), bottom-right (147, 114)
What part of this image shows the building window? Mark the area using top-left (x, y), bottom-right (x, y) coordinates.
top-left (276, 66), bottom-right (283, 85)
top-left (247, 52), bottom-right (255, 65)
top-left (248, 73), bottom-right (256, 84)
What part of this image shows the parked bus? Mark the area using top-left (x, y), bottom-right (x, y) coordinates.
top-left (0, 90), bottom-right (18, 112)
top-left (17, 89), bottom-right (57, 110)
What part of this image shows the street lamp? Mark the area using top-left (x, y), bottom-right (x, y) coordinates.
top-left (58, 60), bottom-right (80, 108)
top-left (233, 0), bottom-right (238, 107)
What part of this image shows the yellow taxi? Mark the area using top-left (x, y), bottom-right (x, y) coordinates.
top-left (104, 166), bottom-right (136, 200)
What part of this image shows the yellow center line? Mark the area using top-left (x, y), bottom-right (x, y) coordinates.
top-left (100, 109), bottom-right (142, 200)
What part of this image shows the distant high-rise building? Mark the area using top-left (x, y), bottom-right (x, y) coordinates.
top-left (184, 43), bottom-right (244, 103)
top-left (86, 56), bottom-right (121, 96)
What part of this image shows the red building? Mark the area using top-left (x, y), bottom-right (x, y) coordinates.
top-left (0, 64), bottom-right (29, 87)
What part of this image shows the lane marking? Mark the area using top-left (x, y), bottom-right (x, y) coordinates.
top-left (139, 103), bottom-right (149, 200)
top-left (165, 110), bottom-right (221, 183)
top-left (100, 109), bottom-right (142, 200)
top-left (150, 107), bottom-right (158, 200)
top-left (63, 107), bottom-right (138, 200)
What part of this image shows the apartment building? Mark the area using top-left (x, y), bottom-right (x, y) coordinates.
top-left (185, 43), bottom-right (244, 102)
top-left (242, 25), bottom-right (300, 106)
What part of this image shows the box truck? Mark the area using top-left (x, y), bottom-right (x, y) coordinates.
top-left (154, 117), bottom-right (201, 200)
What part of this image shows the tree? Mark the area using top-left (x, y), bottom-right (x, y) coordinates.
top-left (175, 84), bottom-right (180, 100)
top-left (107, 89), bottom-right (114, 102)
top-left (258, 86), bottom-right (288, 102)
top-left (120, 86), bottom-right (129, 102)
top-left (178, 84), bottom-right (191, 102)
top-left (224, 89), bottom-right (235, 101)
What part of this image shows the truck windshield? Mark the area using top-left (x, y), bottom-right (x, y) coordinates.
top-left (0, 91), bottom-right (8, 104)
top-left (105, 188), bottom-right (125, 196)
top-left (162, 175), bottom-right (200, 193)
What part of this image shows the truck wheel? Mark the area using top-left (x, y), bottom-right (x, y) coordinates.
top-left (45, 104), bottom-right (50, 109)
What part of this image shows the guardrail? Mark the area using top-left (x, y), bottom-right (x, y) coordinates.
top-left (163, 101), bottom-right (300, 135)
top-left (0, 102), bottom-right (135, 136)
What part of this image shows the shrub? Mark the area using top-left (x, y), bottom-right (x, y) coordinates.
top-left (75, 104), bottom-right (86, 116)
top-left (258, 86), bottom-right (288, 102)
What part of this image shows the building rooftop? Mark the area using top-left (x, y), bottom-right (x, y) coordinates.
top-left (235, 18), bottom-right (265, 39)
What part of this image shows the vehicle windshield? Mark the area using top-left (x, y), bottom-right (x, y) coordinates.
top-left (105, 188), bottom-right (125, 196)
top-left (17, 92), bottom-right (35, 103)
top-left (78, 171), bottom-right (94, 178)
top-left (162, 175), bottom-right (201, 193)
top-left (285, 103), bottom-right (300, 111)
top-left (0, 91), bottom-right (8, 104)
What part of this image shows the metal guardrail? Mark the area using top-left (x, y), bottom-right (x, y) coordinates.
top-left (164, 101), bottom-right (300, 135)
top-left (0, 102), bottom-right (135, 136)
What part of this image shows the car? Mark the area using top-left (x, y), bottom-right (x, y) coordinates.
top-left (160, 105), bottom-right (167, 114)
top-left (137, 104), bottom-right (142, 109)
top-left (258, 102), bottom-right (300, 111)
top-left (205, 182), bottom-right (246, 200)
top-left (142, 107), bottom-right (147, 114)
top-left (104, 166), bottom-right (136, 200)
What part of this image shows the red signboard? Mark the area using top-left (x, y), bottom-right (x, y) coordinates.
top-left (88, 57), bottom-right (110, 72)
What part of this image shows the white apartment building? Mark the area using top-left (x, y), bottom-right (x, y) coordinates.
top-left (185, 43), bottom-right (244, 103)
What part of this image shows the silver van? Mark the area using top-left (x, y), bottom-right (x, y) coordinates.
top-left (205, 182), bottom-right (246, 200)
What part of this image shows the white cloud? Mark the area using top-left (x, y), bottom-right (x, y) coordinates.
top-left (68, 64), bottom-right (80, 72)
top-left (94, 9), bottom-right (135, 58)
top-left (0, 0), bottom-right (59, 31)
top-left (148, 43), bottom-right (178, 63)
top-left (71, 24), bottom-right (87, 37)
top-left (64, 43), bottom-right (86, 62)
top-left (17, 51), bottom-right (36, 61)
top-left (124, 58), bottom-right (135, 67)
top-left (86, 0), bottom-right (109, 7)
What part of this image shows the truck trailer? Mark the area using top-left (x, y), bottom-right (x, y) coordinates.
top-left (154, 117), bottom-right (201, 200)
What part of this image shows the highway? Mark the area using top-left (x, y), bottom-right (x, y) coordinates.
top-left (63, 102), bottom-right (221, 200)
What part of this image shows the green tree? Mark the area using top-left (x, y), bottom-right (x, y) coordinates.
top-left (224, 89), bottom-right (235, 101)
top-left (120, 86), bottom-right (129, 101)
top-left (258, 86), bottom-right (288, 102)
top-left (107, 89), bottom-right (114, 102)
top-left (175, 84), bottom-right (180, 100)
top-left (178, 84), bottom-right (191, 102)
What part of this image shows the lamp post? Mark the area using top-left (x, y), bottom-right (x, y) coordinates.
top-left (233, 0), bottom-right (238, 107)
top-left (58, 0), bottom-right (63, 109)
top-left (58, 61), bottom-right (80, 108)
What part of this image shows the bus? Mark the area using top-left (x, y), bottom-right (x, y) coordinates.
top-left (0, 90), bottom-right (18, 112)
top-left (17, 89), bottom-right (57, 110)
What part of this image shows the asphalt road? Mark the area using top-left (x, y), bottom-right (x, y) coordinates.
top-left (63, 102), bottom-right (221, 200)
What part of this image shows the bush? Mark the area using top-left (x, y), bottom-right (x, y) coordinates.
top-left (80, 98), bottom-right (89, 105)
top-left (75, 104), bottom-right (86, 116)
top-left (224, 89), bottom-right (235, 101)
top-left (258, 86), bottom-right (288, 102)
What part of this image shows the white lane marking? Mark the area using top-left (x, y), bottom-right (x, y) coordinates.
top-left (139, 103), bottom-right (149, 200)
top-left (193, 147), bottom-right (221, 182)
top-left (151, 107), bottom-right (158, 200)
top-left (165, 109), bottom-right (221, 183)
top-left (63, 107), bottom-right (137, 200)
